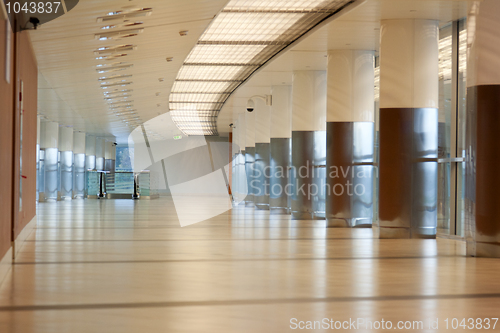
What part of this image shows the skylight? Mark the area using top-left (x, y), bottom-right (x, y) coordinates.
top-left (169, 0), bottom-right (355, 136)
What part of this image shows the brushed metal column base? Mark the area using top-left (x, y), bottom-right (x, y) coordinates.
top-left (255, 204), bottom-right (269, 210)
top-left (379, 108), bottom-right (438, 239)
top-left (291, 131), bottom-right (326, 221)
top-left (270, 207), bottom-right (290, 215)
top-left (474, 243), bottom-right (500, 258)
top-left (326, 217), bottom-right (372, 228)
top-left (379, 227), bottom-right (436, 239)
top-left (38, 192), bottom-right (47, 203)
top-left (292, 212), bottom-right (323, 220)
top-left (270, 138), bottom-right (291, 215)
top-left (245, 147), bottom-right (255, 207)
top-left (314, 212), bottom-right (325, 220)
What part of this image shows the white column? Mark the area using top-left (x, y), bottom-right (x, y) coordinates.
top-left (105, 141), bottom-right (116, 172)
top-left (40, 121), bottom-right (59, 200)
top-left (85, 135), bottom-right (96, 170)
top-left (236, 113), bottom-right (247, 203)
top-left (290, 71), bottom-right (327, 219)
top-left (254, 98), bottom-right (270, 144)
top-left (58, 127), bottom-right (73, 152)
top-left (327, 50), bottom-right (375, 122)
top-left (59, 127), bottom-right (74, 199)
top-left (380, 19), bottom-right (439, 109)
top-left (74, 132), bottom-right (86, 155)
top-left (238, 113), bottom-right (246, 150)
top-left (325, 50), bottom-right (375, 227)
top-left (292, 71), bottom-right (327, 131)
top-left (36, 116), bottom-right (41, 201)
top-left (270, 85), bottom-right (292, 214)
top-left (95, 138), bottom-right (105, 171)
top-left (40, 121), bottom-right (59, 149)
top-left (378, 19), bottom-right (439, 239)
top-left (36, 117), bottom-right (41, 146)
top-left (73, 132), bottom-right (86, 198)
top-left (271, 85), bottom-right (292, 139)
top-left (245, 111), bottom-right (255, 148)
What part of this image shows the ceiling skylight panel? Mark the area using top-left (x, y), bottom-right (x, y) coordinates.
top-left (200, 12), bottom-right (304, 42)
top-left (177, 65), bottom-right (245, 81)
top-left (172, 81), bottom-right (232, 93)
top-left (169, 102), bottom-right (222, 111)
top-left (170, 110), bottom-right (218, 118)
top-left (225, 0), bottom-right (331, 11)
top-left (170, 93), bottom-right (227, 103)
top-left (170, 0), bottom-right (355, 135)
top-left (186, 45), bottom-right (267, 64)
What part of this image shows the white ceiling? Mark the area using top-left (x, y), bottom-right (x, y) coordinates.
top-left (216, 0), bottom-right (470, 136)
top-left (33, 0), bottom-right (228, 142)
top-left (31, 0), bottom-right (470, 142)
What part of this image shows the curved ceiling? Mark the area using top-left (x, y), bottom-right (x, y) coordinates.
top-left (169, 0), bottom-right (358, 136)
top-left (32, 0), bottom-right (228, 142)
top-left (216, 0), bottom-right (469, 136)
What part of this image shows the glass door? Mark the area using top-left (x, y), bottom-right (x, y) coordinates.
top-left (437, 19), bottom-right (467, 237)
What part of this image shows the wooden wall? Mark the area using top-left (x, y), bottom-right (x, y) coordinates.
top-left (14, 31), bottom-right (37, 238)
top-left (0, 18), bottom-right (38, 259)
top-left (0, 19), bottom-right (15, 260)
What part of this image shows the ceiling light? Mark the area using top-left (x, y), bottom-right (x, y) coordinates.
top-left (98, 74), bottom-right (133, 81)
top-left (179, 30), bottom-right (188, 36)
top-left (97, 64), bottom-right (134, 73)
top-left (96, 54), bottom-right (128, 60)
top-left (104, 89), bottom-right (133, 95)
top-left (95, 28), bottom-right (144, 40)
top-left (97, 8), bottom-right (153, 23)
top-left (166, 57), bottom-right (174, 62)
top-left (100, 81), bottom-right (133, 88)
top-left (94, 44), bottom-right (137, 55)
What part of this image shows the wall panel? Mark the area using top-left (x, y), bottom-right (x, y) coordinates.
top-left (0, 18), bottom-right (14, 259)
top-left (14, 31), bottom-right (37, 239)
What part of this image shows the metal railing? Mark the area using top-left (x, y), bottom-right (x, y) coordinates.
top-left (86, 171), bottom-right (158, 199)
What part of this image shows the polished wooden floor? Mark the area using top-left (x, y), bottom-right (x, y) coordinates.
top-left (0, 197), bottom-right (498, 332)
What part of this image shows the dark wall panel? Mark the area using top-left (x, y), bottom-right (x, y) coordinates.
top-left (0, 18), bottom-right (14, 259)
top-left (14, 31), bottom-right (37, 239)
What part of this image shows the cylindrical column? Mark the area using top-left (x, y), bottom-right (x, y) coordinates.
top-left (291, 71), bottom-right (327, 220)
top-left (270, 85), bottom-right (292, 214)
top-left (40, 121), bottom-right (59, 201)
top-left (105, 141), bottom-right (116, 172)
top-left (254, 98), bottom-right (270, 210)
top-left (73, 132), bottom-right (86, 199)
top-left (95, 138), bottom-right (105, 171)
top-left (59, 126), bottom-right (74, 200)
top-left (237, 113), bottom-right (247, 204)
top-left (326, 50), bottom-right (375, 227)
top-left (231, 121), bottom-right (239, 203)
top-left (36, 116), bottom-right (41, 202)
top-left (85, 136), bottom-right (96, 170)
top-left (379, 19), bottom-right (439, 239)
top-left (465, 0), bottom-right (500, 257)
top-left (245, 110), bottom-right (255, 206)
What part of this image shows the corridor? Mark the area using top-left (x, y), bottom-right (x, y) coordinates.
top-left (0, 199), bottom-right (496, 332)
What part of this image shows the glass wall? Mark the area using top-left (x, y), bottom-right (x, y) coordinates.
top-left (115, 146), bottom-right (134, 172)
top-left (436, 19), bottom-right (467, 237)
top-left (437, 23), bottom-right (452, 234)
